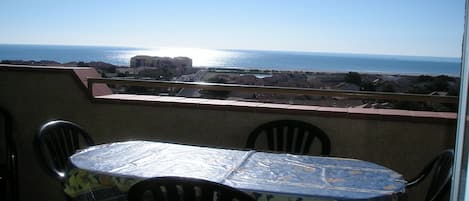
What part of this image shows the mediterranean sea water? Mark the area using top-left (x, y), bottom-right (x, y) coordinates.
top-left (0, 44), bottom-right (461, 76)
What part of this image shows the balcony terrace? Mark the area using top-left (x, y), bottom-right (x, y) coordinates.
top-left (0, 64), bottom-right (457, 201)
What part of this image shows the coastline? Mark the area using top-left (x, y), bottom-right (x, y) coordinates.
top-left (199, 66), bottom-right (460, 77)
top-left (0, 44), bottom-right (461, 76)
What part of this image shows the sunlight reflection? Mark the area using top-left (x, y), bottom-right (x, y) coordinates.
top-left (117, 47), bottom-right (239, 67)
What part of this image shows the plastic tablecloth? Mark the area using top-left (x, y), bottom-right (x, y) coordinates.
top-left (64, 141), bottom-right (406, 201)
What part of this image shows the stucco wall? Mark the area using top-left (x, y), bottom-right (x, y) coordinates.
top-left (0, 66), bottom-right (456, 201)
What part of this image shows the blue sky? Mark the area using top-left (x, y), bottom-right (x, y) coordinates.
top-left (0, 0), bottom-right (465, 57)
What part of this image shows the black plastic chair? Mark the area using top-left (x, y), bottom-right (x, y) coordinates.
top-left (0, 108), bottom-right (19, 201)
top-left (35, 120), bottom-right (94, 181)
top-left (406, 149), bottom-right (454, 201)
top-left (128, 176), bottom-right (256, 201)
top-left (246, 120), bottom-right (331, 155)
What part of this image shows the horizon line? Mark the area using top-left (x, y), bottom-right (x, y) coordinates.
top-left (0, 42), bottom-right (462, 60)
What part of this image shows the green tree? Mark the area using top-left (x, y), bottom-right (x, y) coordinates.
top-left (381, 83), bottom-right (395, 92)
top-left (344, 72), bottom-right (362, 85)
top-left (77, 61), bottom-right (89, 67)
top-left (360, 81), bottom-right (376, 91)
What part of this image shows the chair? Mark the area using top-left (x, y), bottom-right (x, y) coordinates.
top-left (128, 176), bottom-right (256, 201)
top-left (0, 108), bottom-right (19, 201)
top-left (34, 120), bottom-right (94, 181)
top-left (246, 120), bottom-right (331, 155)
top-left (406, 149), bottom-right (454, 201)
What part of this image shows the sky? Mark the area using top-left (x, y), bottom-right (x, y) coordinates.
top-left (0, 0), bottom-right (465, 58)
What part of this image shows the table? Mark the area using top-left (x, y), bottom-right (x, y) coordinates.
top-left (64, 141), bottom-right (406, 201)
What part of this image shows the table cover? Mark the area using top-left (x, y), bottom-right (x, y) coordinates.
top-left (64, 141), bottom-right (406, 201)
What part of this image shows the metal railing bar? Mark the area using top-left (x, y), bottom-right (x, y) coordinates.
top-left (87, 78), bottom-right (458, 103)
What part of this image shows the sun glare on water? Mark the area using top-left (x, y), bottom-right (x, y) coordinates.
top-left (117, 47), bottom-right (239, 67)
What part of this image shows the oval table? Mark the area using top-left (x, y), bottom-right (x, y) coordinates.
top-left (64, 141), bottom-right (406, 201)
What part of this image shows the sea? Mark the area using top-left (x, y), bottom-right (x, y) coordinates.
top-left (0, 44), bottom-right (462, 76)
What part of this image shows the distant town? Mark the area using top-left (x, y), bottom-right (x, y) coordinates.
top-left (1, 55), bottom-right (459, 112)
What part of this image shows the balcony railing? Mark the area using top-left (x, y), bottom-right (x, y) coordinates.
top-left (88, 78), bottom-right (459, 104)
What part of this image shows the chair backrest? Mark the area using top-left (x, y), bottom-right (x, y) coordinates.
top-left (128, 177), bottom-right (256, 201)
top-left (406, 149), bottom-right (454, 201)
top-left (246, 120), bottom-right (331, 155)
top-left (34, 120), bottom-right (94, 180)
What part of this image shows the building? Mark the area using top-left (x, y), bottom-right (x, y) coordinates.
top-left (130, 55), bottom-right (192, 69)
